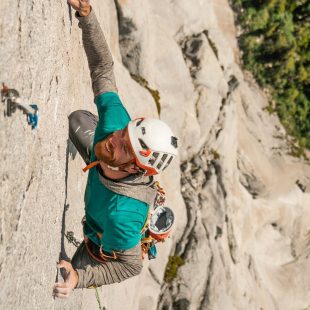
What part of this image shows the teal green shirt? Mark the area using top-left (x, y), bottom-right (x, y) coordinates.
top-left (84, 92), bottom-right (149, 252)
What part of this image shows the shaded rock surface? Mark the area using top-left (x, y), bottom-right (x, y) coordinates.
top-left (1, 1), bottom-right (309, 310)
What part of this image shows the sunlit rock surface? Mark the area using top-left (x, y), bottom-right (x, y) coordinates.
top-left (1, 1), bottom-right (309, 309)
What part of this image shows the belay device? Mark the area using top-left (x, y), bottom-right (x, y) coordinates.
top-left (1, 83), bottom-right (39, 129)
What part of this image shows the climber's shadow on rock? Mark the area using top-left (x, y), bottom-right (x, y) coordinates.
top-left (58, 139), bottom-right (73, 262)
top-left (59, 138), bottom-right (79, 262)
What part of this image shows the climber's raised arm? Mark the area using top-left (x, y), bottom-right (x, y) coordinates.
top-left (68, 0), bottom-right (118, 96)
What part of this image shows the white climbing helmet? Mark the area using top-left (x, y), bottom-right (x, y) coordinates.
top-left (127, 117), bottom-right (178, 176)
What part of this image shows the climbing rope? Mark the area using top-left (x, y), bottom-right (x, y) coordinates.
top-left (95, 287), bottom-right (104, 310)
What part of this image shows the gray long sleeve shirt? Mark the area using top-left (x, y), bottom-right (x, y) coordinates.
top-left (72, 8), bottom-right (143, 288)
top-left (77, 8), bottom-right (117, 96)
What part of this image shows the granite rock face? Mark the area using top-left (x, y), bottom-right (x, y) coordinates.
top-left (1, 1), bottom-right (309, 310)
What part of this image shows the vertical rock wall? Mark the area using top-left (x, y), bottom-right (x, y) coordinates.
top-left (1, 1), bottom-right (309, 310)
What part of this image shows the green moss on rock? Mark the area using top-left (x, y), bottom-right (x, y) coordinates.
top-left (164, 255), bottom-right (185, 283)
top-left (131, 74), bottom-right (161, 115)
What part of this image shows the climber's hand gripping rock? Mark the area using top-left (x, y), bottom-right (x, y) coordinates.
top-left (53, 260), bottom-right (79, 298)
top-left (67, 0), bottom-right (91, 17)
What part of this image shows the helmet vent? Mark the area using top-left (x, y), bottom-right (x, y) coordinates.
top-left (138, 138), bottom-right (149, 150)
top-left (136, 119), bottom-right (143, 127)
top-left (163, 156), bottom-right (173, 170)
top-left (148, 152), bottom-right (159, 165)
top-left (141, 127), bottom-right (146, 135)
top-left (157, 154), bottom-right (168, 169)
top-left (171, 136), bottom-right (178, 148)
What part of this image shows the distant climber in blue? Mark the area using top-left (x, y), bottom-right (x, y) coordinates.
top-left (53, 0), bottom-right (178, 298)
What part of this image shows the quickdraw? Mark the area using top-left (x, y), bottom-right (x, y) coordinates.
top-left (1, 83), bottom-right (39, 129)
top-left (65, 231), bottom-right (82, 248)
top-left (141, 232), bottom-right (159, 260)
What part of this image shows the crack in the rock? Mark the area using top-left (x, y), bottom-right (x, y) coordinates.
top-left (213, 161), bottom-right (227, 198)
top-left (198, 256), bottom-right (214, 310)
top-left (203, 30), bottom-right (219, 60)
top-left (59, 139), bottom-right (70, 261)
top-left (226, 215), bottom-right (237, 264)
top-left (198, 222), bottom-right (214, 309)
top-left (179, 217), bottom-right (199, 261)
top-left (16, 173), bottom-right (36, 230)
top-left (179, 30), bottom-right (220, 83)
top-left (247, 255), bottom-right (260, 284)
top-left (180, 32), bottom-right (204, 81)
top-left (173, 298), bottom-right (190, 310)
top-left (157, 283), bottom-right (173, 310)
top-left (0, 172), bottom-right (36, 278)
top-left (175, 198), bottom-right (197, 257)
top-left (149, 267), bottom-right (161, 285)
top-left (131, 74), bottom-right (162, 115)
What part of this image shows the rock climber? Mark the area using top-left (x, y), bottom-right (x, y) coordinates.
top-left (53, 0), bottom-right (178, 298)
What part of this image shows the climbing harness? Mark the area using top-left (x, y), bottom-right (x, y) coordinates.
top-left (81, 179), bottom-right (174, 261)
top-left (84, 236), bottom-right (118, 263)
top-left (1, 83), bottom-right (39, 129)
top-left (84, 203), bottom-right (175, 262)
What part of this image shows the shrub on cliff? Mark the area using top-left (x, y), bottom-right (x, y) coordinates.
top-left (232, 0), bottom-right (310, 150)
